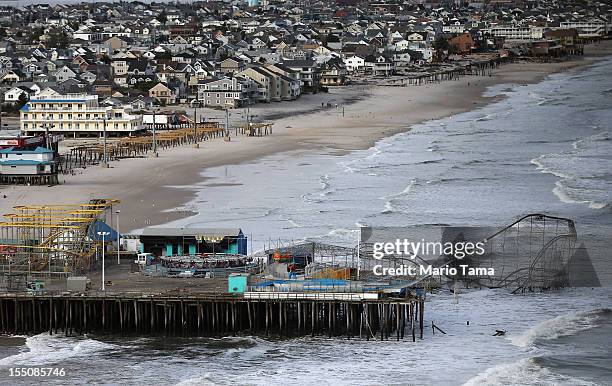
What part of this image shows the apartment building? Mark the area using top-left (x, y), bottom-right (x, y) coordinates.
top-left (20, 94), bottom-right (144, 138)
top-left (197, 77), bottom-right (257, 108)
top-left (560, 20), bottom-right (609, 37)
top-left (484, 25), bottom-right (546, 41)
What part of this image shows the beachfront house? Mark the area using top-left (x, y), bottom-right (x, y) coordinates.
top-left (0, 146), bottom-right (59, 184)
top-left (197, 76), bottom-right (257, 108)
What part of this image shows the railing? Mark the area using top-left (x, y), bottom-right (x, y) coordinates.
top-left (243, 292), bottom-right (380, 301)
top-left (30, 94), bottom-right (97, 101)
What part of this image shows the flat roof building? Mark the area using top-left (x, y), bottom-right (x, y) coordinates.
top-left (20, 94), bottom-right (144, 138)
top-left (139, 227), bottom-right (248, 257)
top-left (0, 146), bottom-right (58, 185)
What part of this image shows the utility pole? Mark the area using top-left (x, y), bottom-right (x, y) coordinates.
top-left (44, 114), bottom-right (51, 149)
top-left (45, 125), bottom-right (50, 149)
top-left (150, 108), bottom-right (158, 157)
top-left (116, 210), bottom-right (121, 265)
top-left (225, 107), bottom-right (229, 136)
top-left (98, 231), bottom-right (110, 291)
top-left (101, 117), bottom-right (108, 168)
top-left (194, 100), bottom-right (198, 137)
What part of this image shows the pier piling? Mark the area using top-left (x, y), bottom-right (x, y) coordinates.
top-left (0, 293), bottom-right (424, 341)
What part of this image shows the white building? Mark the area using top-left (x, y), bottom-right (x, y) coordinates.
top-left (343, 55), bottom-right (365, 73)
top-left (3, 86), bottom-right (31, 104)
top-left (484, 25), bottom-right (546, 41)
top-left (20, 94), bottom-right (144, 138)
top-left (0, 146), bottom-right (57, 177)
top-left (560, 20), bottom-right (609, 38)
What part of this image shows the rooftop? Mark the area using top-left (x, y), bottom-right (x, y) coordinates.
top-left (0, 146), bottom-right (54, 154)
top-left (140, 227), bottom-right (244, 238)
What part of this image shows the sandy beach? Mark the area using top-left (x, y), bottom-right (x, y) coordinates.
top-left (1, 41), bottom-right (611, 233)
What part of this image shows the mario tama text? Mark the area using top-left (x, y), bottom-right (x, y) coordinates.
top-left (360, 226), bottom-right (497, 278)
top-left (373, 263), bottom-right (494, 277)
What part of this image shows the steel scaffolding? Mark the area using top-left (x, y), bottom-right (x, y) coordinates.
top-left (0, 198), bottom-right (119, 277)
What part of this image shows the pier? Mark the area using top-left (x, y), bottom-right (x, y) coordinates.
top-left (0, 292), bottom-right (424, 341)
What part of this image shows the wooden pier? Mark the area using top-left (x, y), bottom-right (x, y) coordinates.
top-left (0, 292), bottom-right (425, 341)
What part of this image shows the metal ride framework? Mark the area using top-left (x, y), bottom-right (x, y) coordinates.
top-left (0, 199), bottom-right (118, 277)
top-left (475, 213), bottom-right (577, 291)
top-left (356, 214), bottom-right (577, 292)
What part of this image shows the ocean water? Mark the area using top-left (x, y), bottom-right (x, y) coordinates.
top-left (0, 288), bottom-right (610, 385)
top-left (168, 57), bottom-right (612, 282)
top-left (1, 59), bottom-right (611, 384)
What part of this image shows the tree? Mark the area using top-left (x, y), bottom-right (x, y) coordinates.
top-left (134, 81), bottom-right (157, 93)
top-left (433, 36), bottom-right (450, 51)
top-left (47, 29), bottom-right (70, 49)
top-left (157, 11), bottom-right (168, 25)
top-left (16, 92), bottom-right (29, 109)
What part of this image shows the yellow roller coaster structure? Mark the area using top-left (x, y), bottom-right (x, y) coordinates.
top-left (0, 198), bottom-right (119, 277)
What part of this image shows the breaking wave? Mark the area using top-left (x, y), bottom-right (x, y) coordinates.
top-left (0, 334), bottom-right (116, 366)
top-left (509, 308), bottom-right (611, 348)
top-left (463, 357), bottom-right (597, 386)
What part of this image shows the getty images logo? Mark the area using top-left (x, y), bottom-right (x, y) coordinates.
top-left (371, 239), bottom-right (486, 260)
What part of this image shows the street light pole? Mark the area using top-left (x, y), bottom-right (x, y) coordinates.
top-left (225, 107), bottom-right (229, 136)
top-left (97, 231), bottom-right (110, 291)
top-left (151, 108), bottom-right (158, 157)
top-left (102, 117), bottom-right (108, 168)
top-left (116, 210), bottom-right (121, 265)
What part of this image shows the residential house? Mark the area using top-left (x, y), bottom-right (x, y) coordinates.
top-left (0, 146), bottom-right (58, 180)
top-left (281, 59), bottom-right (320, 92)
top-left (219, 57), bottom-right (245, 75)
top-left (197, 76), bottom-right (256, 108)
top-left (448, 33), bottom-right (475, 54)
top-left (54, 66), bottom-right (77, 83)
top-left (3, 86), bottom-right (31, 105)
top-left (148, 82), bottom-right (176, 105)
top-left (366, 55), bottom-right (394, 76)
top-left (235, 67), bottom-right (273, 103)
top-left (320, 58), bottom-right (347, 86)
top-left (344, 55), bottom-right (365, 73)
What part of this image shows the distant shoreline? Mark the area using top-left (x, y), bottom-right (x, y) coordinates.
top-left (1, 41), bottom-right (611, 233)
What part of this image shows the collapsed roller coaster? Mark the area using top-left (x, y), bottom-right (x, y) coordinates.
top-left (465, 214), bottom-right (577, 291)
top-left (355, 214), bottom-right (578, 292)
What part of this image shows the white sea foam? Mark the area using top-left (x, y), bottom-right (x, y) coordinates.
top-left (530, 156), bottom-right (572, 179)
top-left (588, 201), bottom-right (608, 210)
top-left (551, 181), bottom-right (608, 210)
top-left (463, 358), bottom-right (597, 386)
top-left (284, 218), bottom-right (302, 228)
top-left (380, 179), bottom-right (417, 200)
top-left (174, 373), bottom-right (216, 386)
top-left (0, 334), bottom-right (115, 366)
top-left (509, 309), bottom-right (609, 348)
top-left (381, 200), bottom-right (395, 214)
